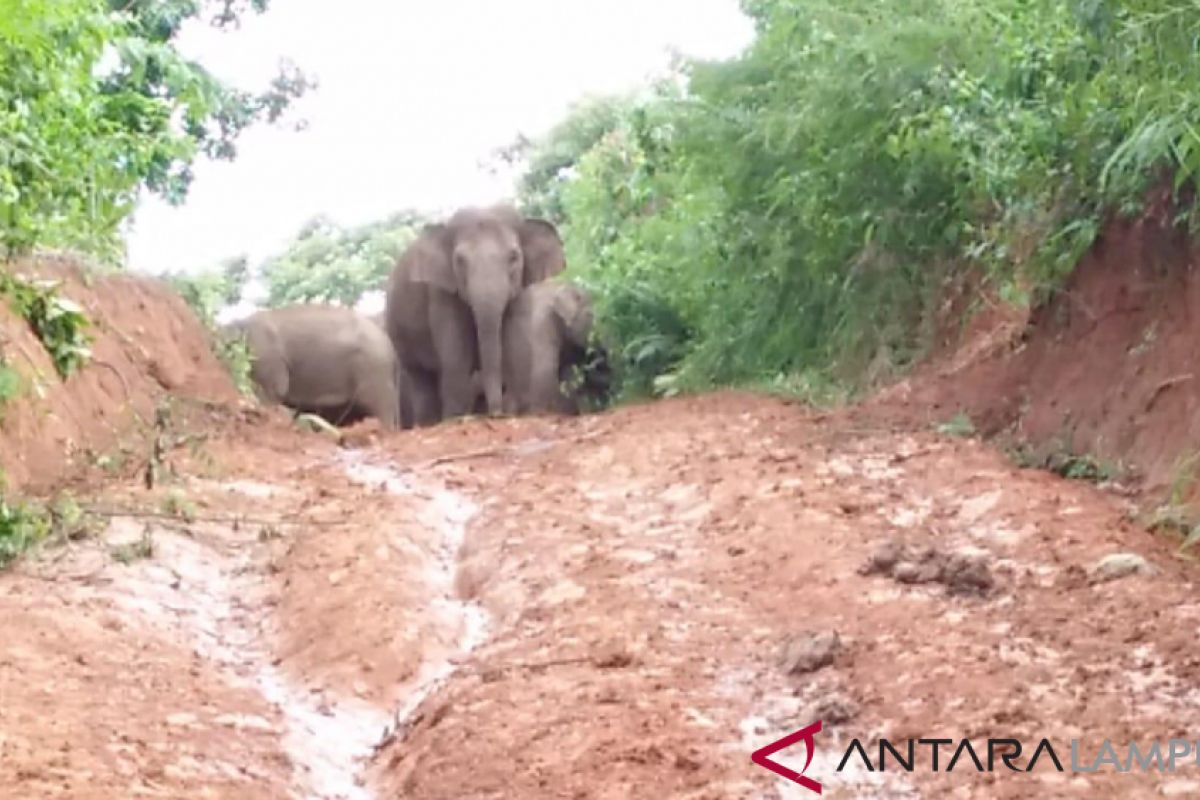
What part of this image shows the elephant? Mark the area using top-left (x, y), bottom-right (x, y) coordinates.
top-left (383, 205), bottom-right (565, 426)
top-left (223, 304), bottom-right (399, 428)
top-left (367, 309), bottom-right (488, 428)
top-left (501, 279), bottom-right (596, 416)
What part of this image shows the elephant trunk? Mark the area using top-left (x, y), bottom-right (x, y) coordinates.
top-left (475, 304), bottom-right (505, 415)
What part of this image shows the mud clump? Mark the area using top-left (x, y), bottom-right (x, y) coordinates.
top-left (861, 540), bottom-right (994, 596)
top-left (779, 631), bottom-right (842, 675)
top-left (1088, 552), bottom-right (1159, 585)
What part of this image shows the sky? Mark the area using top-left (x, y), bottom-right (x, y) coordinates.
top-left (122, 0), bottom-right (755, 282)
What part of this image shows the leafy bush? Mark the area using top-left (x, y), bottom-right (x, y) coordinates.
top-left (0, 269), bottom-right (92, 377)
top-left (511, 0), bottom-right (1200, 398)
top-left (165, 257), bottom-right (255, 394)
top-left (0, 361), bottom-right (21, 416)
top-left (0, 494), bottom-right (50, 569)
top-left (215, 331), bottom-right (254, 397)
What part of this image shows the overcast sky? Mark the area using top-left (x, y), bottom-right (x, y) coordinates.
top-left (122, 0), bottom-right (754, 277)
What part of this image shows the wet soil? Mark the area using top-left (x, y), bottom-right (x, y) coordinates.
top-left (4, 393), bottom-right (1200, 799)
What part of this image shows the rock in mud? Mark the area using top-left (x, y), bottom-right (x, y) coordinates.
top-left (810, 694), bottom-right (857, 725)
top-left (861, 540), bottom-right (994, 597)
top-left (860, 540), bottom-right (905, 575)
top-left (780, 631), bottom-right (842, 675)
top-left (1088, 553), bottom-right (1158, 584)
top-left (940, 552), bottom-right (995, 596)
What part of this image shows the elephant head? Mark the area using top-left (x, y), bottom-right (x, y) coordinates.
top-left (550, 281), bottom-right (594, 350)
top-left (407, 205), bottom-right (565, 415)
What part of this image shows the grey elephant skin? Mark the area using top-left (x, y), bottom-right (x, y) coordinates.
top-left (502, 280), bottom-right (596, 415)
top-left (224, 304), bottom-right (399, 428)
top-left (384, 205), bottom-right (565, 426)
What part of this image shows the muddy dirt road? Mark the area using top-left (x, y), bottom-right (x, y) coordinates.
top-left (2, 392), bottom-right (1198, 799)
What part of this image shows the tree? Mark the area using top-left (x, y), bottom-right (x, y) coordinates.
top-left (496, 95), bottom-right (629, 223)
top-left (0, 0), bottom-right (311, 258)
top-left (260, 211), bottom-right (428, 308)
top-left (165, 254), bottom-right (249, 325)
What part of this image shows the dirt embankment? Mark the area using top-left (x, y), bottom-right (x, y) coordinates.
top-left (874, 186), bottom-right (1200, 500)
top-left (0, 254), bottom-right (240, 493)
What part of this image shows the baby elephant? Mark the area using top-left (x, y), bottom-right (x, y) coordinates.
top-left (502, 280), bottom-right (595, 415)
top-left (224, 304), bottom-right (399, 428)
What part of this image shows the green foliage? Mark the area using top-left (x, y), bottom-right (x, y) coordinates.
top-left (0, 495), bottom-right (51, 569)
top-left (216, 332), bottom-right (254, 397)
top-left (164, 256), bottom-right (254, 394)
top-left (936, 413), bottom-right (977, 438)
top-left (0, 0), bottom-right (310, 258)
top-left (166, 255), bottom-right (248, 325)
top-left (514, 0), bottom-right (1200, 397)
top-left (1010, 439), bottom-right (1122, 483)
top-left (0, 269), bottom-right (92, 377)
top-left (109, 527), bottom-right (154, 564)
top-left (497, 95), bottom-right (630, 223)
top-left (260, 211), bottom-right (428, 308)
top-left (0, 361), bottom-right (21, 412)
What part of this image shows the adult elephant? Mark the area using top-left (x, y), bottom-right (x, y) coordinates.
top-left (224, 304), bottom-right (399, 428)
top-left (384, 205), bottom-right (565, 425)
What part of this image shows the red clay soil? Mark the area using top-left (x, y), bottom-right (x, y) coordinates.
top-left (0, 254), bottom-right (239, 493)
top-left (7, 246), bottom-right (1200, 798)
top-left (873, 186), bottom-right (1200, 497)
top-left (5, 394), bottom-right (1200, 799)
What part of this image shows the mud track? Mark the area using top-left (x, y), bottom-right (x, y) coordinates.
top-left (3, 392), bottom-right (1198, 798)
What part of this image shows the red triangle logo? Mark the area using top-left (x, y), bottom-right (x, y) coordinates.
top-left (751, 720), bottom-right (823, 794)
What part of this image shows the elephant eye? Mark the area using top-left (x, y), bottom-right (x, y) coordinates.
top-left (507, 248), bottom-right (520, 265)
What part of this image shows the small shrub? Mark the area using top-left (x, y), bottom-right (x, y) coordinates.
top-left (1010, 439), bottom-right (1121, 484)
top-left (215, 332), bottom-right (255, 398)
top-left (0, 497), bottom-right (51, 569)
top-left (161, 490), bottom-right (197, 523)
top-left (0, 360), bottom-right (22, 417)
top-left (110, 528), bottom-right (155, 565)
top-left (0, 271), bottom-right (92, 377)
top-left (936, 413), bottom-right (977, 438)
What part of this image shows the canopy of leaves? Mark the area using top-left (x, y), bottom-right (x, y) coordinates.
top-left (165, 254), bottom-right (248, 325)
top-left (497, 95), bottom-right (630, 224)
top-left (260, 211), bottom-right (428, 308)
top-left (513, 0), bottom-right (1200, 400)
top-left (0, 0), bottom-right (310, 259)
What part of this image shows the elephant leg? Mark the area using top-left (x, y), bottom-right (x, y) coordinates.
top-left (439, 369), bottom-right (477, 418)
top-left (428, 295), bottom-right (483, 420)
top-left (357, 376), bottom-right (399, 429)
top-left (528, 358), bottom-right (565, 415)
top-left (526, 333), bottom-right (566, 415)
top-left (252, 355), bottom-right (289, 406)
top-left (406, 368), bottom-right (441, 427)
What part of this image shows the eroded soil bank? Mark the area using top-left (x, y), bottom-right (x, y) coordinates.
top-left (4, 393), bottom-right (1199, 799)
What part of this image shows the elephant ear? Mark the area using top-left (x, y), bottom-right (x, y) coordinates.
top-left (519, 218), bottom-right (566, 286)
top-left (404, 224), bottom-right (457, 294)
